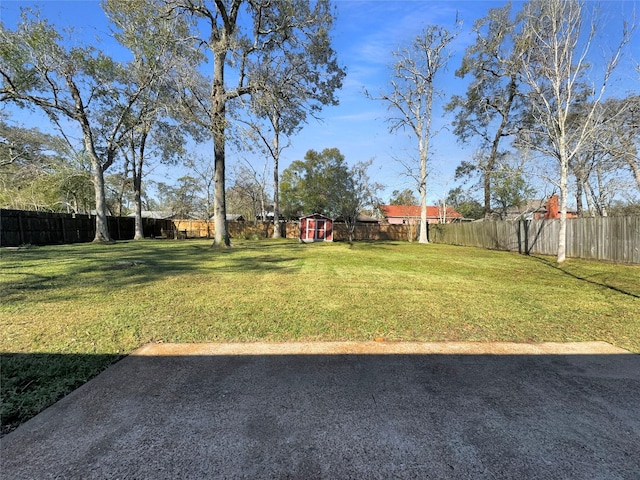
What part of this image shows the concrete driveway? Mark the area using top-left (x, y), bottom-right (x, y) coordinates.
top-left (2, 342), bottom-right (639, 479)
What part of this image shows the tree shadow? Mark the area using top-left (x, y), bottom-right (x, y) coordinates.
top-left (530, 255), bottom-right (640, 299)
top-left (0, 241), bottom-right (302, 304)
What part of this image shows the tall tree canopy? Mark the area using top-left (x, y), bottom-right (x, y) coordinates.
top-left (160, 0), bottom-right (345, 247)
top-left (280, 148), bottom-right (381, 236)
top-left (1, 9), bottom-right (155, 241)
top-left (103, 0), bottom-right (196, 239)
top-left (446, 3), bottom-right (524, 218)
top-left (280, 148), bottom-right (349, 219)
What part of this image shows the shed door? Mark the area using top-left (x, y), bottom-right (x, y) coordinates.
top-left (306, 218), bottom-right (316, 240)
top-left (316, 220), bottom-right (326, 240)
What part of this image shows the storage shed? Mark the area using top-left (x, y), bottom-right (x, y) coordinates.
top-left (299, 213), bottom-right (333, 243)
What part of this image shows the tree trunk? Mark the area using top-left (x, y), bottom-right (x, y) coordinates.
top-left (133, 169), bottom-right (144, 240)
top-left (91, 159), bottom-right (113, 242)
top-left (575, 175), bottom-right (583, 216)
top-left (628, 156), bottom-right (640, 192)
top-left (419, 192), bottom-right (428, 243)
top-left (212, 51), bottom-right (230, 247)
top-left (557, 150), bottom-right (569, 263)
top-left (484, 76), bottom-right (517, 218)
top-left (595, 166), bottom-right (609, 217)
top-left (213, 139), bottom-right (229, 247)
top-left (73, 78), bottom-right (112, 243)
top-left (272, 129), bottom-right (281, 239)
top-left (133, 131), bottom-right (147, 240)
top-left (418, 139), bottom-right (429, 244)
top-left (584, 179), bottom-right (599, 216)
top-left (115, 156), bottom-right (130, 217)
top-left (482, 166), bottom-right (492, 219)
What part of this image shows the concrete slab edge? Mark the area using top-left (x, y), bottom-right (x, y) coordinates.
top-left (131, 341), bottom-right (633, 357)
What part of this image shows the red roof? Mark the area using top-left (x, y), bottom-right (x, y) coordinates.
top-left (380, 205), bottom-right (462, 219)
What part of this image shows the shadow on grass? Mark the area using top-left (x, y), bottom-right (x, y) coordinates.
top-left (531, 256), bottom-right (640, 299)
top-left (0, 240), bottom-right (303, 304)
top-left (2, 349), bottom-right (639, 478)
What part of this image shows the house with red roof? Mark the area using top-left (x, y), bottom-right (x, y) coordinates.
top-left (380, 205), bottom-right (464, 225)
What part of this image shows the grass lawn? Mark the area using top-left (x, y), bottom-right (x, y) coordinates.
top-left (1, 239), bottom-right (639, 433)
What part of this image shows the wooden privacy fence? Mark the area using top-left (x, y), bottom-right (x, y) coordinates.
top-left (5, 209), bottom-right (637, 264)
top-left (430, 217), bottom-right (640, 264)
top-left (0, 211), bottom-right (417, 246)
top-left (171, 219), bottom-right (417, 242)
top-left (1, 209), bottom-right (173, 246)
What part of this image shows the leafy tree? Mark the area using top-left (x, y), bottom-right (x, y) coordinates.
top-left (446, 3), bottom-right (524, 218)
top-left (57, 167), bottom-right (94, 213)
top-left (389, 188), bottom-right (419, 206)
top-left (1, 10), bottom-right (152, 241)
top-left (105, 171), bottom-right (133, 216)
top-left (227, 162), bottom-right (270, 225)
top-left (159, 0), bottom-right (344, 247)
top-left (0, 119), bottom-right (93, 212)
top-left (372, 24), bottom-right (459, 243)
top-left (280, 148), bottom-right (348, 219)
top-left (155, 176), bottom-right (203, 218)
top-left (104, 0), bottom-right (195, 239)
top-left (607, 200), bottom-right (640, 217)
top-left (446, 187), bottom-right (484, 220)
top-left (185, 154), bottom-right (217, 220)
top-left (490, 155), bottom-right (536, 219)
top-left (0, 118), bottom-right (63, 169)
top-left (280, 148), bottom-right (382, 242)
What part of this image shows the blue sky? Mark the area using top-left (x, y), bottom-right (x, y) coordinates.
top-left (2, 0), bottom-right (639, 204)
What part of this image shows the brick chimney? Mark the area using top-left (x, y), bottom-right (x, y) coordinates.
top-left (544, 195), bottom-right (559, 219)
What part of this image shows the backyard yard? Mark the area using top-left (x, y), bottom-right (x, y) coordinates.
top-left (1, 239), bottom-right (639, 433)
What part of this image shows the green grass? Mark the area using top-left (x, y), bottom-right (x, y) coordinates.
top-left (1, 239), bottom-right (639, 433)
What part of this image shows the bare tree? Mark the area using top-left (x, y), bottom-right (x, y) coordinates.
top-left (335, 159), bottom-right (383, 244)
top-left (597, 96), bottom-right (640, 194)
top-left (569, 96), bottom-right (639, 216)
top-left (372, 24), bottom-right (459, 244)
top-left (229, 160), bottom-right (270, 225)
top-left (517, 0), bottom-right (631, 262)
top-left (240, 105), bottom-right (295, 237)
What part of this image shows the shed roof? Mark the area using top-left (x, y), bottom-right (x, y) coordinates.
top-left (128, 210), bottom-right (176, 219)
top-left (299, 213), bottom-right (333, 220)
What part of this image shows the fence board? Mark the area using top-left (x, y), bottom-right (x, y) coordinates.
top-left (4, 209), bottom-right (637, 263)
top-left (1, 209), bottom-right (173, 246)
top-left (170, 219), bottom-right (415, 242)
top-left (432, 217), bottom-right (639, 264)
